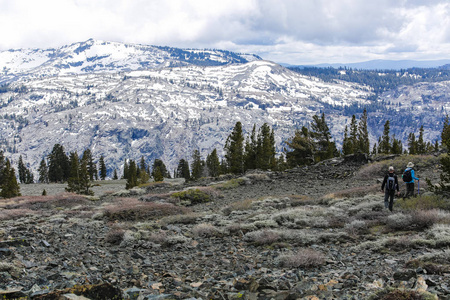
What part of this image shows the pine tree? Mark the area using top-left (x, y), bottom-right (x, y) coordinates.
top-left (0, 151), bottom-right (6, 184)
top-left (206, 148), bottom-right (220, 177)
top-left (379, 120), bottom-right (391, 154)
top-left (417, 125), bottom-right (426, 154)
top-left (48, 144), bottom-right (69, 182)
top-left (224, 122), bottom-right (245, 174)
top-left (153, 167), bottom-right (164, 182)
top-left (82, 149), bottom-right (97, 181)
top-left (442, 114), bottom-right (450, 150)
top-left (152, 159), bottom-right (169, 179)
top-left (25, 170), bottom-right (33, 184)
top-left (310, 113), bottom-right (337, 162)
top-left (176, 159), bottom-right (191, 181)
top-left (66, 152), bottom-right (81, 193)
top-left (126, 160), bottom-right (138, 189)
top-left (99, 155), bottom-right (107, 180)
top-left (391, 136), bottom-right (403, 154)
top-left (256, 123), bottom-right (276, 170)
top-left (244, 125), bottom-right (257, 171)
top-left (79, 158), bottom-right (93, 195)
top-left (357, 108), bottom-right (370, 154)
top-left (38, 158), bottom-right (49, 183)
top-left (191, 149), bottom-right (204, 180)
top-left (408, 132), bottom-right (417, 155)
top-left (275, 153), bottom-right (288, 171)
top-left (1, 159), bottom-right (21, 198)
top-left (285, 126), bottom-right (315, 167)
top-left (18, 155), bottom-right (27, 183)
top-left (123, 159), bottom-right (129, 180)
top-left (349, 115), bottom-right (358, 154)
top-left (113, 169), bottom-right (118, 180)
top-left (139, 156), bottom-right (147, 174)
top-left (372, 143), bottom-right (377, 155)
top-left (342, 125), bottom-right (353, 155)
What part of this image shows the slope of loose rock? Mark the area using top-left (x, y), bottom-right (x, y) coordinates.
top-left (1, 155), bottom-right (449, 300)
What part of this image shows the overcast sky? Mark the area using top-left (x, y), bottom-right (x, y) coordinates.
top-left (1, 0), bottom-right (450, 64)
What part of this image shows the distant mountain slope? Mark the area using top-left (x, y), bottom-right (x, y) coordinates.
top-left (0, 39), bottom-right (261, 84)
top-left (0, 60), bottom-right (372, 175)
top-left (287, 59), bottom-right (450, 70)
top-left (0, 40), bottom-right (448, 177)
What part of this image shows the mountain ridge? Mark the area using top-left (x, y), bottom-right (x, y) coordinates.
top-left (0, 40), bottom-right (447, 177)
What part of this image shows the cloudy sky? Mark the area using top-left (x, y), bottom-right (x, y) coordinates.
top-left (1, 0), bottom-right (450, 64)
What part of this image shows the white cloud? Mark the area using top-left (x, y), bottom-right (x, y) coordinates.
top-left (1, 0), bottom-right (450, 64)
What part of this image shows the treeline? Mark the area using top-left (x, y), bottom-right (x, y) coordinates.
top-left (0, 114), bottom-right (443, 198)
top-left (289, 66), bottom-right (450, 95)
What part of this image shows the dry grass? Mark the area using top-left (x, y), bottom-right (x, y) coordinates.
top-left (243, 229), bottom-right (281, 245)
top-left (222, 198), bottom-right (256, 215)
top-left (357, 155), bottom-right (440, 180)
top-left (326, 185), bottom-right (379, 199)
top-left (0, 193), bottom-right (89, 210)
top-left (159, 212), bottom-right (202, 226)
top-left (103, 198), bottom-right (189, 221)
top-left (277, 248), bottom-right (326, 268)
top-left (0, 208), bottom-right (35, 220)
top-left (192, 223), bottom-right (221, 237)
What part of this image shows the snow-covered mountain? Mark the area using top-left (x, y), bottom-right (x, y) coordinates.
top-left (0, 39), bottom-right (261, 84)
top-left (0, 40), bottom-right (446, 176)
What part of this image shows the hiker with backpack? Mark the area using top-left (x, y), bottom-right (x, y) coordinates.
top-left (402, 162), bottom-right (420, 199)
top-left (381, 166), bottom-right (399, 212)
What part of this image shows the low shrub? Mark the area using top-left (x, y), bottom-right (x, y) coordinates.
top-left (105, 228), bottom-right (125, 245)
top-left (426, 224), bottom-right (450, 246)
top-left (147, 231), bottom-right (168, 245)
top-left (0, 208), bottom-right (35, 220)
top-left (222, 198), bottom-right (256, 216)
top-left (277, 248), bottom-right (326, 268)
top-left (368, 287), bottom-right (434, 300)
top-left (159, 213), bottom-right (201, 225)
top-left (170, 187), bottom-right (221, 205)
top-left (345, 219), bottom-right (369, 235)
top-left (357, 155), bottom-right (440, 180)
top-left (103, 198), bottom-right (189, 221)
top-left (2, 193), bottom-right (89, 210)
top-left (396, 195), bottom-right (450, 211)
top-left (329, 185), bottom-right (379, 199)
top-left (386, 213), bottom-right (413, 231)
top-left (192, 223), bottom-right (221, 237)
top-left (243, 229), bottom-right (281, 245)
top-left (214, 178), bottom-right (246, 190)
top-left (411, 210), bottom-right (445, 230)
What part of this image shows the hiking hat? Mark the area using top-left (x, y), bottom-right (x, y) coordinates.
top-left (407, 162), bottom-right (414, 168)
top-left (389, 166), bottom-right (394, 171)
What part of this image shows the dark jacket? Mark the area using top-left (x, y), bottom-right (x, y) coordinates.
top-left (381, 173), bottom-right (399, 192)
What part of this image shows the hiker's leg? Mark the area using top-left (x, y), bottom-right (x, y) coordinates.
top-left (384, 191), bottom-right (389, 208)
top-left (389, 191), bottom-right (394, 211)
top-left (405, 183), bottom-right (413, 198)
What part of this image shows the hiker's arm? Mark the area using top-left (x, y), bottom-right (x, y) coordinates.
top-left (381, 175), bottom-right (387, 191)
top-left (395, 176), bottom-right (399, 191)
top-left (412, 170), bottom-right (419, 181)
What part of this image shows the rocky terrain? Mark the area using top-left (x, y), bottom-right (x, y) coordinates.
top-left (1, 154), bottom-right (450, 300)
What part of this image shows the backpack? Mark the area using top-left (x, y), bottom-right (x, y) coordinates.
top-left (386, 175), bottom-right (396, 191)
top-left (403, 169), bottom-right (412, 182)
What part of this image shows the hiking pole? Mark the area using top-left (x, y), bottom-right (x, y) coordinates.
top-left (418, 180), bottom-right (420, 196)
